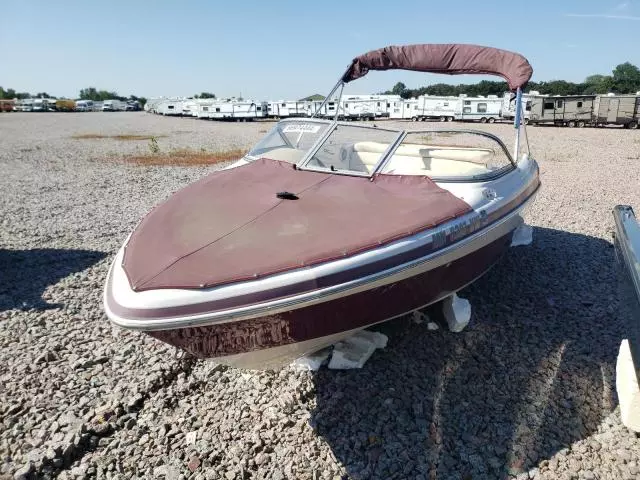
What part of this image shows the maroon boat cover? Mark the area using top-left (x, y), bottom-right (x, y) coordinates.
top-left (122, 159), bottom-right (472, 291)
top-left (342, 44), bottom-right (533, 91)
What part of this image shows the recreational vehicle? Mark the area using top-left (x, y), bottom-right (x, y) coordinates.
top-left (593, 94), bottom-right (639, 129)
top-left (181, 100), bottom-right (199, 116)
top-left (157, 100), bottom-right (184, 116)
top-left (411, 95), bottom-right (459, 121)
top-left (207, 100), bottom-right (267, 121)
top-left (267, 101), bottom-right (309, 118)
top-left (528, 95), bottom-right (596, 127)
top-left (500, 91), bottom-right (534, 121)
top-left (456, 95), bottom-right (502, 123)
top-left (102, 100), bottom-right (125, 112)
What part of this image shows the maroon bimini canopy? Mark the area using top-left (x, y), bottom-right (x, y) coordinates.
top-left (122, 159), bottom-right (472, 291)
top-left (342, 44), bottom-right (533, 91)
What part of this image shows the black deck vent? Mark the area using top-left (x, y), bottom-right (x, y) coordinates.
top-left (276, 191), bottom-right (299, 200)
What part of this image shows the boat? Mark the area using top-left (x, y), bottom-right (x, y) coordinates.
top-left (613, 205), bottom-right (640, 431)
top-left (104, 43), bottom-right (540, 369)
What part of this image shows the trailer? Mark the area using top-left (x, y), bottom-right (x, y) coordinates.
top-left (500, 91), bottom-right (534, 121)
top-left (455, 95), bottom-right (502, 123)
top-left (267, 101), bottom-right (309, 118)
top-left (412, 95), bottom-right (458, 122)
top-left (156, 100), bottom-right (184, 116)
top-left (593, 94), bottom-right (640, 129)
top-left (528, 95), bottom-right (596, 127)
top-left (207, 100), bottom-right (267, 121)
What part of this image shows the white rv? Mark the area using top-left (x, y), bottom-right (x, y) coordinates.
top-left (154, 99), bottom-right (184, 116)
top-left (207, 100), bottom-right (267, 121)
top-left (413, 95), bottom-right (459, 121)
top-left (456, 95), bottom-right (502, 123)
top-left (267, 101), bottom-right (309, 118)
top-left (181, 100), bottom-right (199, 117)
top-left (102, 100), bottom-right (125, 111)
top-left (500, 91), bottom-right (534, 121)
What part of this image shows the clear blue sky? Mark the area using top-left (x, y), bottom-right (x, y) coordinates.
top-left (2, 0), bottom-right (639, 100)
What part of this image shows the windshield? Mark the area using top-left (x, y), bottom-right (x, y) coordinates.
top-left (244, 119), bottom-right (515, 181)
top-left (379, 130), bottom-right (514, 179)
top-left (245, 119), bottom-right (331, 165)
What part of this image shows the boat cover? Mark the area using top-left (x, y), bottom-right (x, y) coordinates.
top-left (342, 44), bottom-right (533, 91)
top-left (122, 158), bottom-right (472, 291)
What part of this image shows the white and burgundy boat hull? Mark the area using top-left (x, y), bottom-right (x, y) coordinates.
top-left (104, 42), bottom-right (540, 369)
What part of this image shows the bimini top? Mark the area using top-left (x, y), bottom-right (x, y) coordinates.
top-left (341, 43), bottom-right (533, 91)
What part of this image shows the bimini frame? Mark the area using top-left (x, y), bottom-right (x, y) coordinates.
top-left (312, 43), bottom-right (533, 161)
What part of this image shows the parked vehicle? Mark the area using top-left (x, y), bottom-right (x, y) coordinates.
top-left (102, 99), bottom-right (125, 111)
top-left (412, 95), bottom-right (458, 121)
top-left (205, 100), bottom-right (267, 121)
top-left (593, 94), bottom-right (639, 129)
top-left (500, 91), bottom-right (534, 121)
top-left (456, 95), bottom-right (502, 123)
top-left (75, 100), bottom-right (94, 112)
top-left (15, 98), bottom-right (35, 112)
top-left (528, 95), bottom-right (596, 127)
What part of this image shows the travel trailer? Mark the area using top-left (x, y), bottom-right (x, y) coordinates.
top-left (500, 91), bottom-right (534, 121)
top-left (206, 100), bottom-right (267, 121)
top-left (267, 101), bottom-right (309, 118)
top-left (157, 100), bottom-right (185, 116)
top-left (528, 95), bottom-right (596, 127)
top-left (593, 94), bottom-right (639, 129)
top-left (456, 95), bottom-right (502, 123)
top-left (412, 95), bottom-right (459, 121)
top-left (181, 100), bottom-right (199, 116)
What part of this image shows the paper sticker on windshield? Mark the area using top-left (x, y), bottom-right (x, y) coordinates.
top-left (282, 124), bottom-right (321, 133)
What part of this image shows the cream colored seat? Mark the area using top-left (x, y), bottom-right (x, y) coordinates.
top-left (343, 141), bottom-right (493, 177)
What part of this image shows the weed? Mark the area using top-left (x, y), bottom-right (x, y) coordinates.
top-left (148, 136), bottom-right (160, 155)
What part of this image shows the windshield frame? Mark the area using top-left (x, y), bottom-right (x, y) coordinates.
top-left (245, 118), bottom-right (517, 181)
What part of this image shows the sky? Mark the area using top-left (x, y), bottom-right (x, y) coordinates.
top-left (2, 0), bottom-right (640, 100)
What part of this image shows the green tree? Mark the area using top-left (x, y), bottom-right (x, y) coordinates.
top-left (391, 82), bottom-right (407, 96)
top-left (194, 92), bottom-right (216, 99)
top-left (612, 62), bottom-right (640, 94)
top-left (583, 74), bottom-right (614, 94)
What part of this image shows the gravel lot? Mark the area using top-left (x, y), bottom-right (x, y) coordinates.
top-left (1, 112), bottom-right (640, 480)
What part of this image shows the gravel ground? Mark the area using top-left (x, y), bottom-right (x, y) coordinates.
top-left (1, 112), bottom-right (640, 480)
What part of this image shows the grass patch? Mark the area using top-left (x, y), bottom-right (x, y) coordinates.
top-left (125, 148), bottom-right (248, 167)
top-left (72, 133), bottom-right (167, 141)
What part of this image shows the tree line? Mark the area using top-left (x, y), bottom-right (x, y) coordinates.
top-left (0, 87), bottom-right (220, 106)
top-left (383, 62), bottom-right (640, 99)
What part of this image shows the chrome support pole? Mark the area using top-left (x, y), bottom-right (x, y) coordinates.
top-left (513, 88), bottom-right (522, 160)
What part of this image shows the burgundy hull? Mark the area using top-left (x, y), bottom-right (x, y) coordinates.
top-left (148, 232), bottom-right (512, 359)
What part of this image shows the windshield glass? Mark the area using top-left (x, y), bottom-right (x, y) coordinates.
top-left (380, 131), bottom-right (514, 179)
top-left (245, 119), bottom-right (331, 164)
top-left (302, 124), bottom-right (402, 174)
